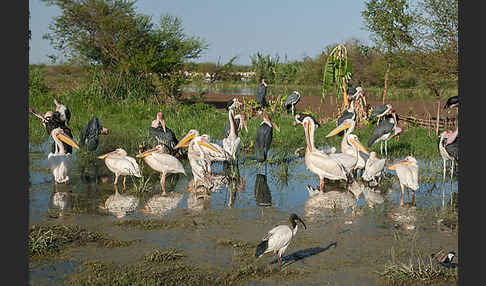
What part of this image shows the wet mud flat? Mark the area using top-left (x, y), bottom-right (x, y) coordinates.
top-left (29, 145), bottom-right (458, 285)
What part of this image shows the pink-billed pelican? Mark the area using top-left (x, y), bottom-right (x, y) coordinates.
top-left (48, 127), bottom-right (80, 184)
top-left (302, 116), bottom-right (347, 192)
top-left (326, 118), bottom-right (369, 176)
top-left (255, 213), bottom-right (307, 270)
top-left (97, 148), bottom-right (142, 189)
top-left (388, 156), bottom-right (419, 206)
top-left (136, 144), bottom-right (186, 194)
top-left (361, 151), bottom-right (386, 185)
top-left (223, 108), bottom-right (242, 163)
top-left (174, 129), bottom-right (229, 187)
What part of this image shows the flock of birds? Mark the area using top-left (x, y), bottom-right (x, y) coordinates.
top-left (29, 82), bottom-right (459, 270)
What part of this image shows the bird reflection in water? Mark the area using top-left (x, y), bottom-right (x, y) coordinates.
top-left (186, 180), bottom-right (212, 212)
top-left (138, 191), bottom-right (183, 216)
top-left (254, 174), bottom-right (272, 207)
top-left (48, 184), bottom-right (73, 218)
top-left (98, 186), bottom-right (140, 218)
top-left (304, 185), bottom-right (357, 220)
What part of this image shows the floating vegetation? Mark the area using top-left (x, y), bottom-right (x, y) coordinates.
top-left (143, 248), bottom-right (184, 264)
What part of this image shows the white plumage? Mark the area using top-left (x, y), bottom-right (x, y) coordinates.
top-left (47, 127), bottom-right (79, 184)
top-left (388, 156), bottom-right (419, 206)
top-left (222, 108), bottom-right (241, 162)
top-left (362, 151), bottom-right (386, 183)
top-left (98, 148), bottom-right (142, 188)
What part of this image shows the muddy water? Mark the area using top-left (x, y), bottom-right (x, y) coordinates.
top-left (29, 141), bottom-right (458, 285)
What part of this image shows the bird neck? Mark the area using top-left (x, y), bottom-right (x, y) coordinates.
top-left (228, 110), bottom-right (236, 136)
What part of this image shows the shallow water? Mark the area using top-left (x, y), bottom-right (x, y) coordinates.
top-left (28, 141), bottom-right (458, 285)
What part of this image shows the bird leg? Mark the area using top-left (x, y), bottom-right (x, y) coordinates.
top-left (123, 176), bottom-right (127, 189)
top-left (160, 171), bottom-right (167, 194)
top-left (385, 140), bottom-right (388, 157)
top-left (443, 159), bottom-right (447, 182)
top-left (114, 174), bottom-right (119, 186)
top-left (320, 178), bottom-right (325, 192)
top-left (277, 254), bottom-right (283, 270)
top-left (451, 160), bottom-right (454, 180)
top-left (400, 184), bottom-right (405, 207)
top-left (380, 141), bottom-right (383, 155)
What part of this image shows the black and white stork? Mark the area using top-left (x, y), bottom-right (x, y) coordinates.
top-left (256, 79), bottom-right (268, 108)
top-left (255, 111), bottom-right (280, 163)
top-left (282, 91), bottom-right (301, 116)
top-left (444, 96), bottom-right (459, 109)
top-left (30, 108), bottom-right (75, 154)
top-left (149, 112), bottom-right (179, 155)
top-left (255, 213), bottom-right (307, 270)
top-left (78, 116), bottom-right (109, 151)
top-left (369, 103), bottom-right (393, 123)
top-left (367, 110), bottom-right (402, 156)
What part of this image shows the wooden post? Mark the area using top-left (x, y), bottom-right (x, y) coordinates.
top-left (436, 101), bottom-right (440, 135)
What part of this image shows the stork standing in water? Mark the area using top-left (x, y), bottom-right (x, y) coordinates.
top-left (98, 148), bottom-right (142, 189)
top-left (149, 112), bottom-right (179, 155)
top-left (78, 116), bottom-right (109, 151)
top-left (302, 116), bottom-right (347, 192)
top-left (223, 108), bottom-right (242, 163)
top-left (388, 156), bottom-right (419, 206)
top-left (368, 109), bottom-right (402, 157)
top-left (438, 130), bottom-right (458, 181)
top-left (256, 79), bottom-right (268, 108)
top-left (137, 145), bottom-right (186, 194)
top-left (326, 118), bottom-right (369, 178)
top-left (255, 213), bottom-right (307, 270)
top-left (53, 98), bottom-right (71, 126)
top-left (282, 91), bottom-right (301, 116)
top-left (48, 127), bottom-right (80, 184)
top-left (255, 111), bottom-right (280, 164)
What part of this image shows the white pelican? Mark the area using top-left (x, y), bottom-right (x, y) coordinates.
top-left (388, 156), bottom-right (419, 206)
top-left (326, 118), bottom-right (369, 176)
top-left (97, 148), bottom-right (142, 189)
top-left (48, 127), bottom-right (80, 184)
top-left (136, 144), bottom-right (186, 194)
top-left (361, 151), bottom-right (386, 185)
top-left (302, 116), bottom-right (347, 192)
top-left (223, 108), bottom-right (242, 163)
top-left (255, 213), bottom-right (307, 270)
top-left (174, 129), bottom-right (229, 187)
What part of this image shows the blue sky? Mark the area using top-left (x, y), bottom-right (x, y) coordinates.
top-left (29, 0), bottom-right (372, 65)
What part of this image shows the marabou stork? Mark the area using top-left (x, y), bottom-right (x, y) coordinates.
top-left (137, 145), bottom-right (186, 194)
top-left (255, 111), bottom-right (280, 163)
top-left (302, 116), bottom-right (347, 191)
top-left (97, 148), bottom-right (142, 189)
top-left (444, 96), bottom-right (459, 109)
top-left (256, 79), bottom-right (268, 108)
top-left (326, 118), bottom-right (369, 177)
top-left (388, 156), bottom-right (419, 206)
top-left (367, 110), bottom-right (402, 156)
top-left (223, 111), bottom-right (248, 139)
top-left (29, 108), bottom-right (75, 154)
top-left (149, 112), bottom-right (179, 155)
top-left (431, 249), bottom-right (456, 267)
top-left (48, 127), bottom-right (80, 184)
top-left (293, 113), bottom-right (320, 128)
top-left (438, 130), bottom-right (458, 180)
top-left (282, 91), bottom-right (301, 116)
top-left (223, 108), bottom-right (242, 163)
top-left (361, 151), bottom-right (386, 185)
top-left (53, 98), bottom-right (71, 126)
top-left (255, 213), bottom-right (307, 270)
top-left (369, 103), bottom-right (393, 123)
top-left (78, 116), bottom-right (109, 151)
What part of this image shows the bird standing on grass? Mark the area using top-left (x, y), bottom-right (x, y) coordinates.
top-left (98, 148), bottom-right (142, 189)
top-left (282, 91), bottom-right (301, 116)
top-left (256, 79), bottom-right (268, 108)
top-left (255, 213), bottom-right (307, 270)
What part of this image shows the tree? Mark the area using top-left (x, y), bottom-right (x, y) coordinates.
top-left (362, 0), bottom-right (414, 104)
top-left (42, 0), bottom-right (207, 100)
top-left (321, 44), bottom-right (352, 107)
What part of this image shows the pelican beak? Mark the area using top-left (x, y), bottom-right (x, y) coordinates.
top-left (98, 150), bottom-right (117, 159)
top-left (136, 147), bottom-right (158, 158)
top-left (388, 159), bottom-right (411, 170)
top-left (350, 138), bottom-right (369, 155)
top-left (197, 141), bottom-right (220, 153)
top-left (161, 119), bottom-right (167, 133)
top-left (56, 132), bottom-right (80, 149)
top-left (326, 123), bottom-right (350, 137)
top-left (174, 133), bottom-right (195, 149)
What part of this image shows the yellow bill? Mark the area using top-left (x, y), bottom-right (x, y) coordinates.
top-left (57, 132), bottom-right (80, 149)
top-left (174, 134), bottom-right (195, 149)
top-left (198, 141), bottom-right (220, 153)
top-left (326, 123), bottom-right (350, 138)
top-left (350, 138), bottom-right (369, 155)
